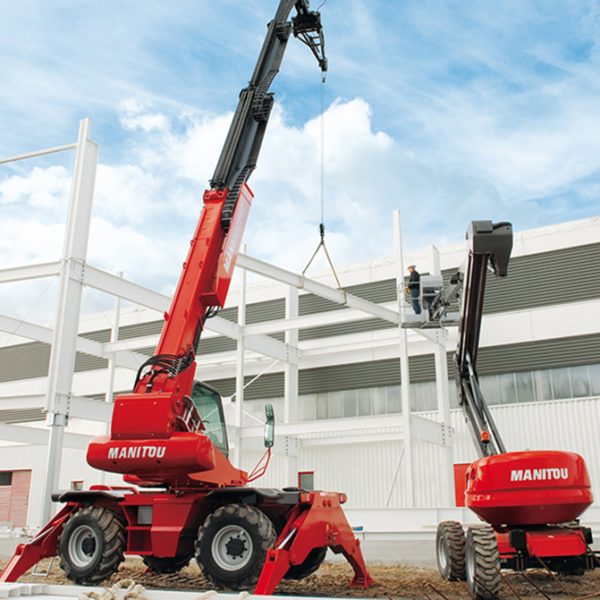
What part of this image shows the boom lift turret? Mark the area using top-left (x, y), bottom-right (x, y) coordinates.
top-left (0, 1), bottom-right (372, 593)
top-left (435, 221), bottom-right (597, 600)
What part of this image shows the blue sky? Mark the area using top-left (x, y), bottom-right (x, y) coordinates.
top-left (1, 0), bottom-right (599, 317)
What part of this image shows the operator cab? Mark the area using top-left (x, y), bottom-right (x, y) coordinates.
top-left (191, 382), bottom-right (229, 457)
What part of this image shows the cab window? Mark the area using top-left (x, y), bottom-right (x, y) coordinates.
top-left (191, 383), bottom-right (229, 457)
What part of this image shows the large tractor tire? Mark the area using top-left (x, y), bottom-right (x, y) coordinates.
top-left (143, 554), bottom-right (192, 574)
top-left (284, 546), bottom-right (327, 580)
top-left (58, 505), bottom-right (126, 585)
top-left (436, 521), bottom-right (466, 581)
top-left (195, 503), bottom-right (276, 590)
top-left (465, 526), bottom-right (501, 600)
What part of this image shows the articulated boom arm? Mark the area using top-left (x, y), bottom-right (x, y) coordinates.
top-left (455, 221), bottom-right (513, 457)
top-left (87, 1), bottom-right (327, 486)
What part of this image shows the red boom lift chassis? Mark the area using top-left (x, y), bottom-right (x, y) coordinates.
top-left (0, 1), bottom-right (372, 594)
top-left (433, 221), bottom-right (598, 599)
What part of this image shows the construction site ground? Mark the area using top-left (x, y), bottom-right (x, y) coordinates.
top-left (2, 540), bottom-right (599, 600)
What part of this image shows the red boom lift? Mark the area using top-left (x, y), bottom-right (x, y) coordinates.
top-left (0, 1), bottom-right (372, 594)
top-left (434, 221), bottom-right (598, 599)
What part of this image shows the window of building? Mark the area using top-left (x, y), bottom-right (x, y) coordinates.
top-left (386, 385), bottom-right (401, 413)
top-left (499, 373), bottom-right (517, 404)
top-left (551, 367), bottom-right (572, 400)
top-left (536, 369), bottom-right (554, 401)
top-left (515, 371), bottom-right (535, 404)
top-left (342, 389), bottom-right (357, 418)
top-left (0, 472), bottom-right (12, 486)
top-left (590, 364), bottom-right (600, 395)
top-left (305, 362), bottom-right (600, 421)
top-left (298, 471), bottom-right (314, 490)
top-left (570, 365), bottom-right (590, 398)
top-left (316, 395), bottom-right (329, 420)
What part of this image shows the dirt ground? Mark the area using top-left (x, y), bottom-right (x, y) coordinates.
top-left (8, 557), bottom-right (600, 600)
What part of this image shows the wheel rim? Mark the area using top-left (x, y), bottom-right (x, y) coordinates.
top-left (211, 525), bottom-right (254, 572)
top-left (68, 524), bottom-right (100, 568)
top-left (437, 535), bottom-right (448, 572)
top-left (465, 537), bottom-right (475, 589)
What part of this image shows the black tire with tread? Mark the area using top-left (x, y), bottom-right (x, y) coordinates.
top-left (283, 546), bottom-right (327, 580)
top-left (58, 505), bottom-right (126, 585)
top-left (436, 521), bottom-right (466, 581)
top-left (143, 554), bottom-right (192, 574)
top-left (465, 526), bottom-right (501, 600)
top-left (195, 503), bottom-right (275, 590)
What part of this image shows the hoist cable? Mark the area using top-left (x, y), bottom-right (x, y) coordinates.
top-left (301, 70), bottom-right (342, 289)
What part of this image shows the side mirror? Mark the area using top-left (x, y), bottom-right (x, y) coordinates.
top-left (264, 404), bottom-right (275, 448)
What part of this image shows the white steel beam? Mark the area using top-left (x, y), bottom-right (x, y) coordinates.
top-left (410, 414), bottom-right (449, 446)
top-left (300, 432), bottom-right (405, 447)
top-left (241, 413), bottom-right (448, 447)
top-left (244, 303), bottom-right (397, 336)
top-left (0, 394), bottom-right (112, 422)
top-left (83, 265), bottom-right (295, 362)
top-left (104, 335), bottom-right (158, 353)
top-left (68, 396), bottom-right (113, 422)
top-left (0, 423), bottom-right (90, 449)
top-left (84, 265), bottom-right (169, 312)
top-left (0, 262), bottom-right (61, 284)
top-left (0, 395), bottom-right (47, 410)
top-left (237, 254), bottom-right (400, 325)
top-left (0, 313), bottom-right (146, 371)
top-left (241, 414), bottom-right (405, 438)
top-left (0, 143), bottom-right (76, 165)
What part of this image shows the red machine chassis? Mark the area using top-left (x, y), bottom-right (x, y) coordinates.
top-left (495, 525), bottom-right (598, 573)
top-left (0, 487), bottom-right (372, 594)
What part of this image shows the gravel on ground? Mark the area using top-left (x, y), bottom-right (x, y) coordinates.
top-left (6, 557), bottom-right (600, 600)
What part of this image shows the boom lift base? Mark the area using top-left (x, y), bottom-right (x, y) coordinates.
top-left (434, 221), bottom-right (597, 600)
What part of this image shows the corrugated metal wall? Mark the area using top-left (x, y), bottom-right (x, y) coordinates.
top-left (206, 333), bottom-right (600, 400)
top-left (238, 397), bottom-right (600, 510)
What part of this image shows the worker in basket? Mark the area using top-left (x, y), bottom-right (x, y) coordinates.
top-left (405, 264), bottom-right (421, 314)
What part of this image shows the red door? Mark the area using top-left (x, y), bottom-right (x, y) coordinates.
top-left (0, 471), bottom-right (31, 527)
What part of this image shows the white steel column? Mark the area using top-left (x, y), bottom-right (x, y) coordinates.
top-left (42, 118), bottom-right (98, 524)
top-left (393, 210), bottom-right (414, 506)
top-left (283, 285), bottom-right (299, 485)
top-left (232, 252), bottom-right (247, 468)
top-left (105, 272), bottom-right (123, 407)
top-left (99, 274), bottom-right (122, 485)
top-left (431, 245), bottom-right (455, 506)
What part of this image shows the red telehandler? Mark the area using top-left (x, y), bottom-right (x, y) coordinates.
top-left (0, 1), bottom-right (372, 594)
top-left (433, 221), bottom-right (598, 600)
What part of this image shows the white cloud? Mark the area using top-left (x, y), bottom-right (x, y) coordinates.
top-left (0, 166), bottom-right (70, 209)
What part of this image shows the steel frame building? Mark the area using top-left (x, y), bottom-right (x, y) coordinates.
top-left (0, 120), bottom-right (599, 538)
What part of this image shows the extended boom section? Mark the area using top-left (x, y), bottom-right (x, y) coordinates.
top-left (455, 220), bottom-right (512, 457)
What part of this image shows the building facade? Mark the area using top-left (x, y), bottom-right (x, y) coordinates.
top-left (0, 216), bottom-right (599, 532)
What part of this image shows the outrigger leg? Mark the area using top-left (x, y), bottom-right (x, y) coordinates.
top-left (0, 506), bottom-right (74, 582)
top-left (254, 491), bottom-right (372, 595)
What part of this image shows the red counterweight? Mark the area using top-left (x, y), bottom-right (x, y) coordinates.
top-left (466, 450), bottom-right (593, 526)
